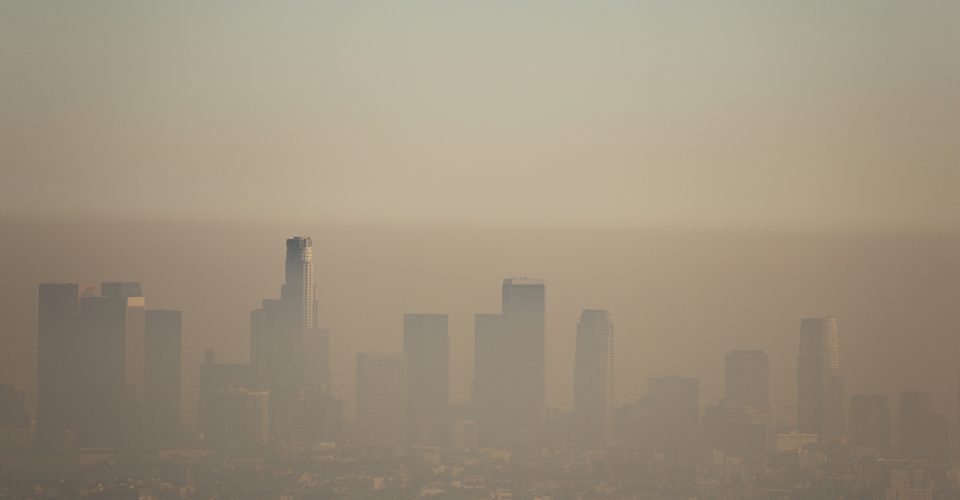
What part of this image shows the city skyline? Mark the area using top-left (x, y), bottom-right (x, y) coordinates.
top-left (2, 2), bottom-right (957, 496)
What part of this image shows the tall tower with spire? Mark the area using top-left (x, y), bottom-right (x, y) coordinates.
top-left (251, 236), bottom-right (326, 441)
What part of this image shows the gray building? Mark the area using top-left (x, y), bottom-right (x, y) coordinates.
top-left (724, 350), bottom-right (769, 414)
top-left (473, 278), bottom-right (546, 446)
top-left (37, 283), bottom-right (82, 447)
top-left (797, 316), bottom-right (844, 442)
top-left (250, 237), bottom-right (321, 440)
top-left (144, 309), bottom-right (182, 444)
top-left (849, 394), bottom-right (889, 455)
top-left (573, 309), bottom-right (614, 447)
top-left (403, 313), bottom-right (449, 444)
top-left (356, 352), bottom-right (406, 447)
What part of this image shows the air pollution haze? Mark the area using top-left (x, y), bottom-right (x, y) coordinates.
top-left (1, 1), bottom-right (959, 499)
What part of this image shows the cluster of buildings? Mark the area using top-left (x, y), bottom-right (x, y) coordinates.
top-left (2, 235), bottom-right (958, 498)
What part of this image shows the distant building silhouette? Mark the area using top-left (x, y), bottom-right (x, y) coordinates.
top-left (473, 278), bottom-right (545, 446)
top-left (0, 384), bottom-right (29, 429)
top-left (617, 376), bottom-right (699, 456)
top-left (302, 327), bottom-right (331, 395)
top-left (78, 283), bottom-right (145, 448)
top-left (356, 352), bottom-right (406, 447)
top-left (205, 388), bottom-right (270, 449)
top-left (144, 309), bottom-right (182, 444)
top-left (250, 237), bottom-right (322, 440)
top-left (848, 394), bottom-right (890, 456)
top-left (198, 348), bottom-right (256, 441)
top-left (403, 313), bottom-right (449, 445)
top-left (724, 350), bottom-right (769, 414)
top-left (37, 283), bottom-right (81, 448)
top-left (899, 391), bottom-right (948, 464)
top-left (573, 309), bottom-right (614, 447)
top-left (797, 316), bottom-right (844, 442)
top-left (702, 350), bottom-right (770, 458)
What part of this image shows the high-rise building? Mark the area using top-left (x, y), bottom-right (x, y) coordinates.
top-left (797, 316), bottom-right (844, 442)
top-left (282, 236), bottom-right (317, 330)
top-left (356, 352), bottom-right (406, 447)
top-left (403, 313), bottom-right (449, 444)
top-left (848, 394), bottom-right (889, 455)
top-left (0, 384), bottom-right (29, 429)
top-left (303, 327), bottom-right (331, 395)
top-left (501, 277), bottom-right (546, 424)
top-left (198, 349), bottom-right (256, 440)
top-left (204, 388), bottom-right (270, 449)
top-left (473, 312), bottom-right (507, 444)
top-left (899, 391), bottom-right (948, 464)
top-left (78, 283), bottom-right (146, 447)
top-left (250, 237), bottom-right (322, 440)
top-left (144, 309), bottom-right (182, 444)
top-left (473, 278), bottom-right (546, 446)
top-left (37, 283), bottom-right (81, 447)
top-left (724, 350), bottom-right (769, 414)
top-left (573, 309), bottom-right (615, 447)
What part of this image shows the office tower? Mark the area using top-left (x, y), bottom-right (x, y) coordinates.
top-left (403, 313), bottom-right (449, 444)
top-left (37, 283), bottom-right (81, 446)
top-left (204, 388), bottom-right (270, 449)
top-left (899, 391), bottom-right (948, 464)
top-left (0, 384), bottom-right (29, 428)
top-left (848, 394), bottom-right (890, 455)
top-left (303, 327), bottom-right (331, 394)
top-left (796, 316), bottom-right (844, 442)
top-left (724, 350), bottom-right (769, 414)
top-left (473, 278), bottom-right (546, 446)
top-left (198, 349), bottom-right (256, 440)
top-left (144, 310), bottom-right (182, 443)
top-left (78, 282), bottom-right (145, 447)
top-left (501, 277), bottom-right (546, 423)
top-left (473, 313), bottom-right (508, 444)
top-left (250, 237), bottom-right (321, 440)
top-left (282, 236), bottom-right (317, 330)
top-left (573, 309), bottom-right (615, 447)
top-left (356, 352), bottom-right (406, 447)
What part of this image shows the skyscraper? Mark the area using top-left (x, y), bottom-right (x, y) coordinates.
top-left (403, 313), bottom-right (449, 444)
top-left (573, 309), bottom-right (615, 447)
top-left (848, 394), bottom-right (889, 455)
top-left (796, 316), bottom-right (844, 442)
top-left (281, 236), bottom-right (317, 330)
top-left (724, 350), bottom-right (769, 414)
top-left (501, 277), bottom-right (546, 424)
top-left (356, 352), bottom-right (406, 447)
top-left (473, 278), bottom-right (546, 446)
top-left (204, 388), bottom-right (270, 449)
top-left (899, 391), bottom-right (948, 464)
top-left (144, 309), bottom-right (182, 444)
top-left (302, 327), bottom-right (331, 395)
top-left (37, 283), bottom-right (81, 447)
top-left (473, 312), bottom-right (507, 444)
top-left (0, 384), bottom-right (29, 429)
top-left (198, 349), bottom-right (256, 440)
top-left (78, 283), bottom-right (146, 447)
top-left (250, 237), bottom-right (321, 440)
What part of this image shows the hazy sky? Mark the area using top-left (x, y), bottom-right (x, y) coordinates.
top-left (2, 1), bottom-right (958, 227)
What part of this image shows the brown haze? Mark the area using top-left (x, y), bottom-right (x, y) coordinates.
top-left (2, 220), bottom-right (959, 427)
top-left (1, 3), bottom-right (960, 492)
